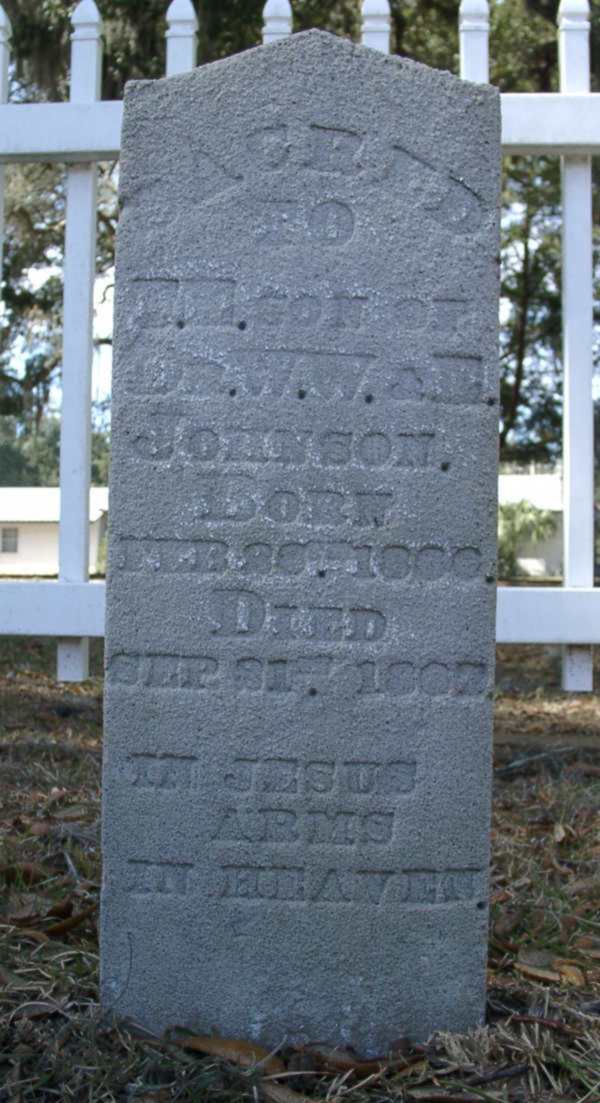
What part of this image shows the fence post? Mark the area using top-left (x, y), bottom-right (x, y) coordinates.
top-left (361, 0), bottom-right (391, 53)
top-left (57, 0), bottom-right (102, 682)
top-left (263, 0), bottom-right (292, 44)
top-left (166, 0), bottom-right (197, 76)
top-left (459, 0), bottom-right (489, 82)
top-left (0, 6), bottom-right (10, 288)
top-left (558, 0), bottom-right (594, 692)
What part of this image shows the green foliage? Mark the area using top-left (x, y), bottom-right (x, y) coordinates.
top-left (1, 0), bottom-right (599, 480)
top-left (0, 415), bottom-right (110, 487)
top-left (498, 498), bottom-right (558, 579)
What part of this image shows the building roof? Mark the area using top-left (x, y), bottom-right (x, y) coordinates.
top-left (498, 472), bottom-right (562, 513)
top-left (0, 488), bottom-right (108, 524)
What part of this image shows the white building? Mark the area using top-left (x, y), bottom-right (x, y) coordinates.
top-left (0, 488), bottom-right (108, 577)
top-left (498, 468), bottom-right (563, 578)
top-left (0, 477), bottom-right (564, 579)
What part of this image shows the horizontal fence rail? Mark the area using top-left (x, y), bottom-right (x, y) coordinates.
top-left (0, 0), bottom-right (596, 688)
top-left (2, 582), bottom-right (600, 646)
top-left (1, 95), bottom-right (599, 163)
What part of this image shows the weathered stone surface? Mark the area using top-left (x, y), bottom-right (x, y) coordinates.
top-left (102, 30), bottom-right (501, 1051)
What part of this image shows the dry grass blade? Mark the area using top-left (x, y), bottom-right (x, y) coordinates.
top-left (0, 862), bottom-right (53, 886)
top-left (12, 999), bottom-right (67, 1021)
top-left (44, 903), bottom-right (97, 937)
top-left (46, 896), bottom-right (74, 919)
top-left (1, 646), bottom-right (600, 1101)
top-left (405, 1092), bottom-right (492, 1102)
top-left (261, 1083), bottom-right (315, 1103)
top-left (173, 1033), bottom-right (285, 1074)
top-left (8, 927), bottom-right (50, 943)
top-left (294, 1045), bottom-right (389, 1076)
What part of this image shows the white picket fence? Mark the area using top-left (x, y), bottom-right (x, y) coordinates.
top-left (0, 0), bottom-right (598, 689)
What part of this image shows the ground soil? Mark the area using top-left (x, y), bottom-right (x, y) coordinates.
top-left (1, 638), bottom-right (599, 1100)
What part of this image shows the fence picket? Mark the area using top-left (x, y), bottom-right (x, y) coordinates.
top-left (361, 0), bottom-right (391, 53)
top-left (558, 0), bottom-right (595, 691)
top-left (0, 6), bottom-right (10, 290)
top-left (459, 0), bottom-right (489, 83)
top-left (0, 4), bottom-right (596, 688)
top-left (57, 0), bottom-right (102, 682)
top-left (166, 0), bottom-right (198, 76)
top-left (263, 0), bottom-right (292, 43)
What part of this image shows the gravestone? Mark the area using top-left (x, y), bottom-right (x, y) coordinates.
top-left (102, 30), bottom-right (501, 1052)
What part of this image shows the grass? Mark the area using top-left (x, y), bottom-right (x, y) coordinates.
top-left (1, 639), bottom-right (600, 1101)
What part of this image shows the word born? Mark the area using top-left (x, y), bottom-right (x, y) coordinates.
top-left (121, 476), bottom-right (394, 528)
top-left (218, 864), bottom-right (485, 907)
top-left (224, 756), bottom-right (416, 797)
top-left (212, 807), bottom-right (396, 846)
top-left (113, 536), bottom-right (483, 583)
top-left (109, 653), bottom-right (488, 697)
top-left (128, 422), bottom-right (434, 470)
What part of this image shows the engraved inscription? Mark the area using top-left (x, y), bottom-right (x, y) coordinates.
top-left (389, 145), bottom-right (483, 234)
top-left (209, 589), bottom-right (386, 642)
top-left (211, 808), bottom-right (395, 846)
top-left (307, 124), bottom-right (364, 174)
top-left (126, 753), bottom-right (197, 790)
top-left (109, 653), bottom-right (219, 689)
top-left (193, 148), bottom-right (243, 203)
top-left (240, 123), bottom-right (486, 235)
top-left (223, 757), bottom-right (417, 796)
top-left (126, 422), bottom-right (435, 469)
top-left (109, 653), bottom-right (488, 697)
top-left (127, 859), bottom-right (193, 896)
top-left (257, 200), bottom-right (355, 246)
top-left (249, 290), bottom-right (367, 331)
top-left (113, 537), bottom-right (483, 582)
top-left (217, 864), bottom-right (484, 907)
top-left (119, 477), bottom-right (394, 529)
top-left (236, 658), bottom-right (488, 696)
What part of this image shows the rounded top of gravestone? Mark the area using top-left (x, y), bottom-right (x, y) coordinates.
top-left (130, 28), bottom-right (494, 99)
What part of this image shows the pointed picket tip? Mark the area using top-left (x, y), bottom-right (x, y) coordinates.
top-left (362, 0), bottom-right (391, 15)
top-left (459, 0), bottom-right (489, 31)
top-left (459, 0), bottom-right (489, 15)
top-left (72, 0), bottom-right (101, 26)
top-left (167, 0), bottom-right (198, 24)
top-left (264, 0), bottom-right (293, 18)
top-left (557, 0), bottom-right (590, 29)
top-left (557, 0), bottom-right (590, 15)
top-left (459, 0), bottom-right (489, 13)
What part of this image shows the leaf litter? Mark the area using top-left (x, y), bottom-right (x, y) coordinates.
top-left (1, 643), bottom-right (600, 1100)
